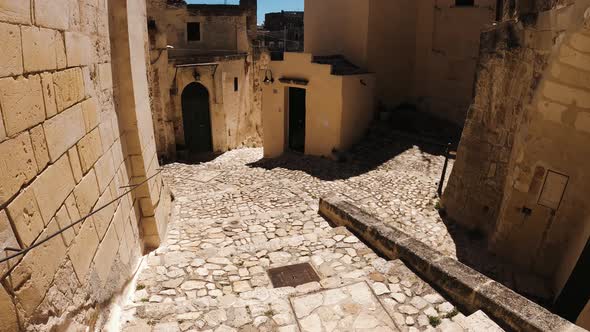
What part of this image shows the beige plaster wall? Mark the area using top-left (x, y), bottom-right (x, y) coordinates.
top-left (0, 0), bottom-right (170, 330)
top-left (262, 52), bottom-right (375, 158)
top-left (303, 0), bottom-right (495, 124)
top-left (340, 74), bottom-right (377, 150)
top-left (367, 0), bottom-right (417, 108)
top-left (304, 0), bottom-right (370, 68)
top-left (414, 0), bottom-right (496, 124)
top-left (263, 53), bottom-right (342, 158)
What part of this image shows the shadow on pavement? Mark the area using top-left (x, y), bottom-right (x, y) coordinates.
top-left (439, 211), bottom-right (554, 306)
top-left (246, 124), bottom-right (451, 181)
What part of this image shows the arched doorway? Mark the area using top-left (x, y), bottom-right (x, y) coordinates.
top-left (181, 82), bottom-right (213, 153)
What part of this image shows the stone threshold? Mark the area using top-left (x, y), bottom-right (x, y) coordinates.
top-left (318, 195), bottom-right (587, 332)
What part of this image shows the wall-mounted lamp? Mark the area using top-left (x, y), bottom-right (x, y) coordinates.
top-left (263, 69), bottom-right (274, 84)
top-left (193, 69), bottom-right (201, 82)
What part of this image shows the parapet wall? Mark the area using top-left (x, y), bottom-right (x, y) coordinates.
top-left (0, 0), bottom-right (171, 330)
top-left (319, 195), bottom-right (587, 332)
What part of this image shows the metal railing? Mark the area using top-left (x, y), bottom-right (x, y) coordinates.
top-left (437, 142), bottom-right (453, 197)
top-left (0, 170), bottom-right (163, 272)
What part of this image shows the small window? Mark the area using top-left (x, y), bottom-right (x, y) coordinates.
top-left (234, 77), bottom-right (239, 92)
top-left (455, 0), bottom-right (475, 6)
top-left (147, 19), bottom-right (156, 30)
top-left (187, 22), bottom-right (200, 41)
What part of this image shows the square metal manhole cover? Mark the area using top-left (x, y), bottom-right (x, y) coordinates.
top-left (267, 263), bottom-right (320, 288)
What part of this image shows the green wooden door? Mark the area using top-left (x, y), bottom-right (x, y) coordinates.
top-left (288, 87), bottom-right (306, 153)
top-left (181, 83), bottom-right (213, 153)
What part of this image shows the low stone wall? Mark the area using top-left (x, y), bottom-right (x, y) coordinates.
top-left (318, 195), bottom-right (587, 332)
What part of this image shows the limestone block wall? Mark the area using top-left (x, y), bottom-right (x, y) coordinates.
top-left (443, 0), bottom-right (590, 303)
top-left (147, 7), bottom-right (176, 161)
top-left (0, 0), bottom-right (170, 330)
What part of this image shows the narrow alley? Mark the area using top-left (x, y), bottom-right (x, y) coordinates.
top-left (117, 140), bottom-right (502, 331)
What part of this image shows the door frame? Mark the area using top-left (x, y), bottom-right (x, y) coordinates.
top-left (180, 82), bottom-right (213, 153)
top-left (285, 86), bottom-right (307, 153)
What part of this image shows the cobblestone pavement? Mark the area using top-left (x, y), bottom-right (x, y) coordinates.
top-left (166, 136), bottom-right (458, 257)
top-left (117, 138), bottom-right (505, 331)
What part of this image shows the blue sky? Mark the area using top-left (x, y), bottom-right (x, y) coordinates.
top-left (186, 0), bottom-right (304, 24)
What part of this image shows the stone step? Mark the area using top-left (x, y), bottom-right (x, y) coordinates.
top-left (455, 310), bottom-right (505, 332)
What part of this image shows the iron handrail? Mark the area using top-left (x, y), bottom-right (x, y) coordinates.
top-left (0, 170), bottom-right (163, 266)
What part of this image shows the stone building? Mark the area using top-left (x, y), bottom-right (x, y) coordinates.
top-left (262, 53), bottom-right (376, 158)
top-left (0, 0), bottom-right (171, 331)
top-left (146, 0), bottom-right (263, 161)
top-left (261, 0), bottom-right (497, 159)
top-left (442, 0), bottom-right (590, 328)
top-left (305, 0), bottom-right (498, 126)
top-left (259, 11), bottom-right (304, 53)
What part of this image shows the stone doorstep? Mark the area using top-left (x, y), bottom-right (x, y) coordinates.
top-left (318, 195), bottom-right (588, 332)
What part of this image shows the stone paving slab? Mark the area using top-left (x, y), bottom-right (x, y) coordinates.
top-left (291, 282), bottom-right (397, 332)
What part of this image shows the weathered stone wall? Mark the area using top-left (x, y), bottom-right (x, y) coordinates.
top-left (147, 0), bottom-right (176, 161)
top-left (148, 26), bottom-right (176, 161)
top-left (492, 0), bottom-right (590, 298)
top-left (0, 0), bottom-right (171, 330)
top-left (146, 0), bottom-right (262, 160)
top-left (169, 57), bottom-right (263, 153)
top-left (443, 0), bottom-right (590, 306)
top-left (442, 20), bottom-right (543, 236)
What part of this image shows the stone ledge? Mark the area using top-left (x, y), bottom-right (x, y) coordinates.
top-left (318, 195), bottom-right (587, 332)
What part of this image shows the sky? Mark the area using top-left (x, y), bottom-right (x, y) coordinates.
top-left (186, 0), bottom-right (304, 24)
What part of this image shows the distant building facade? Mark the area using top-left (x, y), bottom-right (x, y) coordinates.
top-left (258, 11), bottom-right (304, 53)
top-left (147, 0), bottom-right (263, 161)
